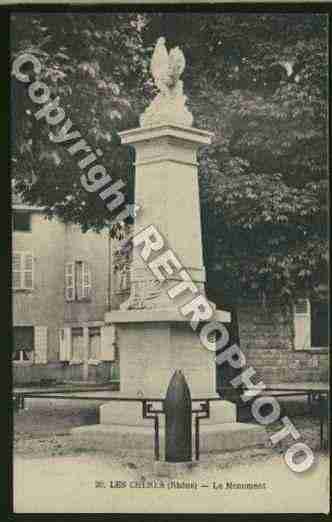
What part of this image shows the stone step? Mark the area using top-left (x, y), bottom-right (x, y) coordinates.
top-left (71, 422), bottom-right (267, 456)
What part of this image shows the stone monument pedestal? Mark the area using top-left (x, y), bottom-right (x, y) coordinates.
top-left (71, 43), bottom-right (267, 455)
top-left (71, 309), bottom-right (267, 454)
top-left (103, 309), bottom-right (231, 400)
top-left (98, 309), bottom-right (237, 428)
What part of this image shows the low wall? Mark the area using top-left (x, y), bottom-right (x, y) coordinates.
top-left (13, 361), bottom-right (116, 385)
top-left (243, 349), bottom-right (329, 384)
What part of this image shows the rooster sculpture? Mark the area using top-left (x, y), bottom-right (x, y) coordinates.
top-left (140, 37), bottom-right (193, 127)
top-left (150, 37), bottom-right (186, 95)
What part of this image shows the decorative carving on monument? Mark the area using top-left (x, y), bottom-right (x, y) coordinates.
top-left (120, 278), bottom-right (172, 310)
top-left (140, 37), bottom-right (193, 128)
top-left (116, 264), bottom-right (131, 293)
top-left (112, 225), bottom-right (133, 294)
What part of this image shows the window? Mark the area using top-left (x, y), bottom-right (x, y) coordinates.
top-left (110, 363), bottom-right (120, 382)
top-left (88, 327), bottom-right (101, 360)
top-left (13, 349), bottom-right (34, 362)
top-left (294, 299), bottom-right (328, 350)
top-left (65, 261), bottom-right (91, 301)
top-left (13, 252), bottom-right (34, 290)
top-left (311, 301), bottom-right (328, 348)
top-left (13, 211), bottom-right (31, 232)
top-left (13, 326), bottom-right (34, 362)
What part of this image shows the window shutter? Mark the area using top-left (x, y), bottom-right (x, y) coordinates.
top-left (76, 262), bottom-right (83, 301)
top-left (59, 327), bottom-right (71, 361)
top-left (100, 325), bottom-right (116, 361)
top-left (72, 327), bottom-right (84, 360)
top-left (34, 326), bottom-right (48, 364)
top-left (23, 252), bottom-right (34, 290)
top-left (13, 252), bottom-right (34, 290)
top-left (294, 299), bottom-right (311, 350)
top-left (89, 327), bottom-right (101, 359)
top-left (82, 261), bottom-right (91, 299)
top-left (13, 253), bottom-right (22, 289)
top-left (65, 262), bottom-right (75, 301)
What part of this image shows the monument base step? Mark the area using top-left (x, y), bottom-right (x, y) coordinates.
top-left (70, 422), bottom-right (267, 456)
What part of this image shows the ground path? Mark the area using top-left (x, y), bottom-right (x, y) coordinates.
top-left (14, 452), bottom-right (329, 513)
top-left (13, 394), bottom-right (329, 513)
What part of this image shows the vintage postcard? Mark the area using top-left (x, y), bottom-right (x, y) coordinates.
top-left (9, 6), bottom-right (330, 514)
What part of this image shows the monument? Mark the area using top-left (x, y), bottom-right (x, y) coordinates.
top-left (72, 38), bottom-right (266, 454)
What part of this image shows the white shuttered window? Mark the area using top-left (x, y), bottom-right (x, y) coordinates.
top-left (59, 327), bottom-right (71, 361)
top-left (65, 261), bottom-right (91, 301)
top-left (72, 327), bottom-right (84, 360)
top-left (13, 252), bottom-right (34, 290)
top-left (100, 325), bottom-right (116, 361)
top-left (65, 262), bottom-right (75, 301)
top-left (82, 261), bottom-right (92, 299)
top-left (294, 299), bottom-right (311, 350)
top-left (89, 327), bottom-right (101, 360)
top-left (34, 326), bottom-right (48, 364)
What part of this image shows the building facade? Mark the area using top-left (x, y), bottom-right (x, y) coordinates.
top-left (208, 279), bottom-right (329, 387)
top-left (236, 298), bottom-right (328, 384)
top-left (12, 201), bottom-right (120, 385)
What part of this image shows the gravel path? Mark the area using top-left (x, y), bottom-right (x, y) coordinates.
top-left (13, 396), bottom-right (330, 513)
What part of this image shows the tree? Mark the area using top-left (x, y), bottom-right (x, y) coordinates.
top-left (11, 12), bottom-right (151, 233)
top-left (12, 13), bottom-right (328, 302)
top-left (143, 13), bottom-right (328, 304)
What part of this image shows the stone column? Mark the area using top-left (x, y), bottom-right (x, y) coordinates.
top-left (119, 124), bottom-right (211, 311)
top-left (105, 45), bottom-right (231, 400)
top-left (72, 39), bottom-right (267, 450)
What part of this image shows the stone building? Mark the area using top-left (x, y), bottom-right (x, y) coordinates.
top-left (208, 273), bottom-right (329, 386)
top-left (12, 197), bottom-right (120, 385)
top-left (236, 297), bottom-right (328, 384)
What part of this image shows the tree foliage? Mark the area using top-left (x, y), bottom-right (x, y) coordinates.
top-left (11, 13), bottom-right (328, 302)
top-left (11, 13), bottom-right (150, 231)
top-left (145, 13), bottom-right (328, 303)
